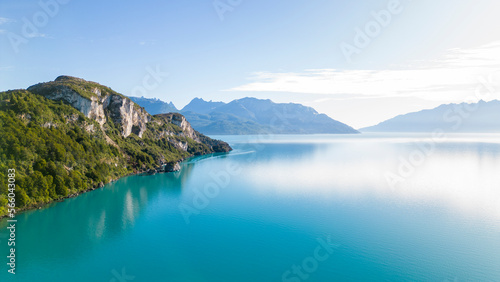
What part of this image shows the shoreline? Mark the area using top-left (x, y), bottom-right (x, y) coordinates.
top-left (0, 155), bottom-right (197, 220)
top-left (0, 170), bottom-right (137, 220)
top-left (0, 151), bottom-right (230, 220)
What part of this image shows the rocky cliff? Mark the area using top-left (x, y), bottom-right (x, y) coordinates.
top-left (28, 76), bottom-right (150, 138)
top-left (106, 94), bottom-right (150, 138)
top-left (26, 76), bottom-right (231, 154)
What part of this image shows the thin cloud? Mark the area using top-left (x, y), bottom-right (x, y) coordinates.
top-left (25, 32), bottom-right (50, 38)
top-left (138, 40), bottom-right (156, 46)
top-left (228, 41), bottom-right (500, 102)
top-left (0, 17), bottom-right (15, 25)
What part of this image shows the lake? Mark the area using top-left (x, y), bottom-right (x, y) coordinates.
top-left (2, 133), bottom-right (500, 281)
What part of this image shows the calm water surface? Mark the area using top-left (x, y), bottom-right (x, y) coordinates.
top-left (1, 133), bottom-right (500, 281)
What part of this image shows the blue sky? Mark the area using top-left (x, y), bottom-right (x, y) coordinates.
top-left (1, 0), bottom-right (500, 128)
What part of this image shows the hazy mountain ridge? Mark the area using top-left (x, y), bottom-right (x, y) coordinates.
top-left (132, 96), bottom-right (359, 135)
top-left (182, 97), bottom-right (358, 134)
top-left (181, 98), bottom-right (225, 114)
top-left (361, 100), bottom-right (500, 132)
top-left (128, 96), bottom-right (179, 115)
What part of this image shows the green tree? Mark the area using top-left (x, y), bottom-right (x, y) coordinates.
top-left (14, 188), bottom-right (30, 207)
top-left (54, 175), bottom-right (68, 197)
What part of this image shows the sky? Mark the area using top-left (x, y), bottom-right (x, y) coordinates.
top-left (1, 0), bottom-right (500, 128)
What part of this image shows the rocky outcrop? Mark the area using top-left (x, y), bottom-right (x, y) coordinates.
top-left (28, 76), bottom-right (150, 138)
top-left (158, 113), bottom-right (199, 141)
top-left (145, 161), bottom-right (181, 175)
top-left (165, 162), bottom-right (181, 172)
top-left (28, 82), bottom-right (107, 125)
top-left (104, 94), bottom-right (150, 137)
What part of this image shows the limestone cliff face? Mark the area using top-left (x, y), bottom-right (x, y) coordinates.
top-left (28, 83), bottom-right (106, 125)
top-left (104, 94), bottom-right (150, 138)
top-left (28, 76), bottom-right (150, 138)
top-left (159, 113), bottom-right (199, 141)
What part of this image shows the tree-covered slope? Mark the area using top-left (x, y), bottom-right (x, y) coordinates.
top-left (0, 77), bottom-right (231, 217)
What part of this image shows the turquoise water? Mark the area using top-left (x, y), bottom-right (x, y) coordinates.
top-left (2, 133), bottom-right (500, 281)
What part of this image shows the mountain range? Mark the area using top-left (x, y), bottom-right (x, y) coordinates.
top-left (130, 97), bottom-right (359, 135)
top-left (361, 100), bottom-right (500, 132)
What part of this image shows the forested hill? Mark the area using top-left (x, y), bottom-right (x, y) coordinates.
top-left (0, 76), bottom-right (231, 217)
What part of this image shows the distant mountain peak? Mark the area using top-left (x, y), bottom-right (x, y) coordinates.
top-left (178, 97), bottom-right (357, 135)
top-left (128, 96), bottom-right (178, 115)
top-left (181, 97), bottom-right (226, 114)
top-left (361, 99), bottom-right (500, 133)
top-left (131, 95), bottom-right (358, 134)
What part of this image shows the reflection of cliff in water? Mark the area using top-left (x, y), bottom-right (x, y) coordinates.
top-left (1, 154), bottom-right (218, 263)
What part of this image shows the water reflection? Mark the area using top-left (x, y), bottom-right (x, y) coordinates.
top-left (0, 154), bottom-right (212, 263)
top-left (238, 134), bottom-right (500, 220)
